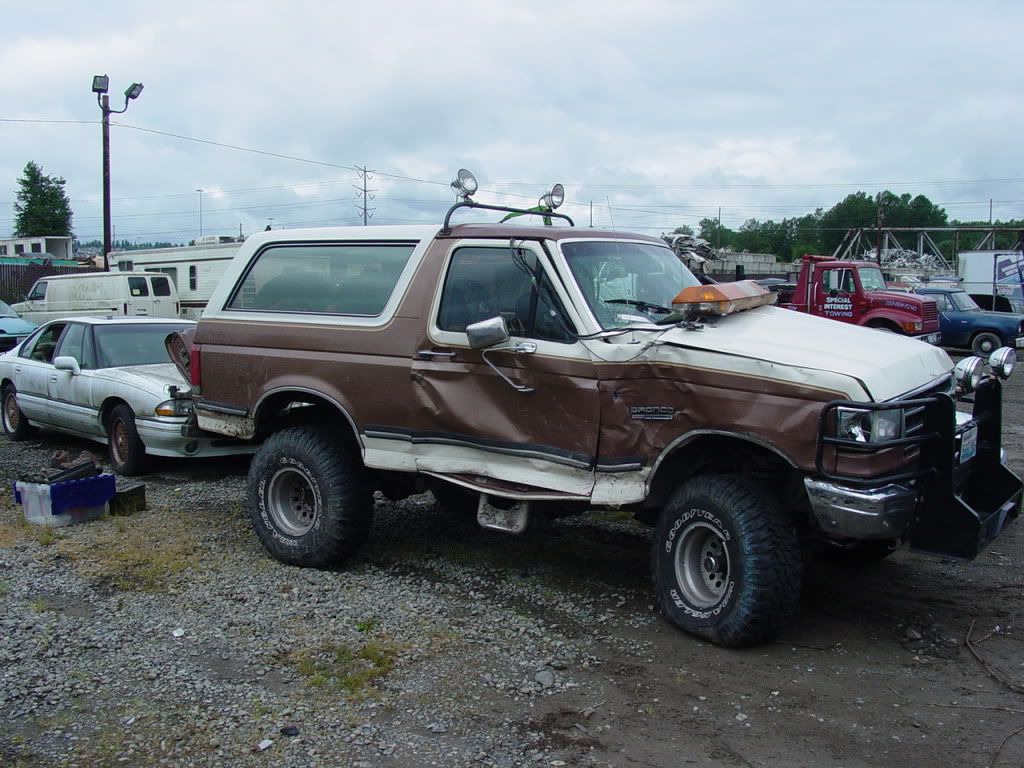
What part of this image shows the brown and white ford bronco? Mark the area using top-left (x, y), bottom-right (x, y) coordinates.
top-left (181, 170), bottom-right (1022, 647)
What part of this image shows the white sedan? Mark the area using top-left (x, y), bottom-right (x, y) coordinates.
top-left (0, 316), bottom-right (254, 475)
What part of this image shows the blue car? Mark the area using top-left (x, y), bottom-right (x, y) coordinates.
top-left (0, 301), bottom-right (36, 353)
top-left (917, 287), bottom-right (1024, 356)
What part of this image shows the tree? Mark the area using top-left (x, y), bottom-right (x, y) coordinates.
top-left (671, 225), bottom-right (695, 236)
top-left (13, 161), bottom-right (73, 237)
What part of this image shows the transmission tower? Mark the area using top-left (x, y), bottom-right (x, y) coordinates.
top-left (354, 166), bottom-right (376, 225)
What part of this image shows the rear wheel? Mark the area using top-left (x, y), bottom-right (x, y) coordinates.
top-left (2, 384), bottom-right (33, 441)
top-left (248, 426), bottom-right (372, 567)
top-left (651, 474), bottom-right (801, 647)
top-left (108, 404), bottom-right (149, 475)
top-left (971, 331), bottom-right (1001, 357)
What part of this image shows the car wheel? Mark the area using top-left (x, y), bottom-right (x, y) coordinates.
top-left (108, 404), bottom-right (149, 475)
top-left (651, 474), bottom-right (801, 648)
top-left (248, 426), bottom-right (372, 567)
top-left (971, 332), bottom-right (1001, 357)
top-left (2, 384), bottom-right (33, 441)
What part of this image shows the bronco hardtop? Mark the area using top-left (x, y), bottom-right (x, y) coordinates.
top-left (182, 170), bottom-right (1022, 647)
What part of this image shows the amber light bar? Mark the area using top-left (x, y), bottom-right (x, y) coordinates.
top-left (672, 280), bottom-right (776, 316)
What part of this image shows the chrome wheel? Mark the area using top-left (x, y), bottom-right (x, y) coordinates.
top-left (267, 467), bottom-right (319, 536)
top-left (3, 393), bottom-right (19, 433)
top-left (674, 521), bottom-right (731, 608)
top-left (111, 420), bottom-right (129, 465)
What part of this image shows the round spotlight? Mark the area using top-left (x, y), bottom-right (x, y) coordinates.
top-left (954, 356), bottom-right (984, 393)
top-left (988, 347), bottom-right (1016, 379)
top-left (539, 183), bottom-right (565, 210)
top-left (451, 168), bottom-right (478, 199)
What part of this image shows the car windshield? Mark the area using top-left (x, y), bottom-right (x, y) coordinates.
top-left (94, 323), bottom-right (193, 368)
top-left (859, 267), bottom-right (887, 291)
top-left (0, 301), bottom-right (18, 318)
top-left (561, 241), bottom-right (700, 329)
top-left (949, 291), bottom-right (980, 311)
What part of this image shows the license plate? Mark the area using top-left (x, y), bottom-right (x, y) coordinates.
top-left (960, 425), bottom-right (978, 464)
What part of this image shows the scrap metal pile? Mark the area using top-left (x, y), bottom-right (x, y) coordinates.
top-left (663, 233), bottom-right (717, 275)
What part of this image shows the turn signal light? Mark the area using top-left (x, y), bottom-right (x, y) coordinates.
top-left (672, 281), bottom-right (776, 316)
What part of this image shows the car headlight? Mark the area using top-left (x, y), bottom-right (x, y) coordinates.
top-left (155, 399), bottom-right (193, 417)
top-left (836, 407), bottom-right (904, 443)
top-left (954, 356), bottom-right (984, 392)
top-left (988, 347), bottom-right (1015, 379)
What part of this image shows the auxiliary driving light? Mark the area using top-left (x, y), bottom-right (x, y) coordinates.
top-left (539, 183), bottom-right (565, 210)
top-left (988, 347), bottom-right (1016, 379)
top-left (953, 356), bottom-right (984, 393)
top-left (451, 168), bottom-right (478, 199)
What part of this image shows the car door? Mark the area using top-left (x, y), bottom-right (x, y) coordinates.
top-left (149, 275), bottom-right (175, 318)
top-left (407, 241), bottom-right (600, 497)
top-left (126, 276), bottom-right (153, 315)
top-left (12, 321), bottom-right (68, 425)
top-left (933, 294), bottom-right (969, 347)
top-left (46, 321), bottom-right (101, 436)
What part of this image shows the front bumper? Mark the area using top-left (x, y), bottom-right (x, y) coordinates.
top-left (135, 417), bottom-right (256, 459)
top-left (809, 378), bottom-right (1022, 559)
top-left (1014, 336), bottom-right (1024, 348)
top-left (915, 331), bottom-right (942, 345)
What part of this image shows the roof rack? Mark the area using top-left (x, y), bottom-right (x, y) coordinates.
top-left (440, 168), bottom-right (574, 233)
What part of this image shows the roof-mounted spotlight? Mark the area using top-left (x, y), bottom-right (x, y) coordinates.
top-left (988, 347), bottom-right (1016, 379)
top-left (539, 183), bottom-right (565, 210)
top-left (124, 82), bottom-right (144, 100)
top-left (451, 168), bottom-right (478, 200)
top-left (92, 74), bottom-right (109, 94)
top-left (954, 356), bottom-right (984, 393)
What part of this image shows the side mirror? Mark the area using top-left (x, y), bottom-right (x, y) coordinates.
top-left (53, 356), bottom-right (81, 375)
top-left (466, 316), bottom-right (510, 350)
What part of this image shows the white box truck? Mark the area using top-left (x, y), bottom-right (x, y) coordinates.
top-left (958, 250), bottom-right (1024, 313)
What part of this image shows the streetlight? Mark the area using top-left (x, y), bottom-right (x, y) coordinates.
top-left (92, 74), bottom-right (143, 271)
top-left (196, 188), bottom-right (204, 239)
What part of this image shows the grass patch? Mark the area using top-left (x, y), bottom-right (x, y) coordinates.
top-left (60, 515), bottom-right (200, 592)
top-left (355, 617), bottom-right (376, 633)
top-left (292, 638), bottom-right (399, 696)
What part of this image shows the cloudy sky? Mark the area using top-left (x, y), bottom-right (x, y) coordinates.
top-left (1, 0), bottom-right (1021, 245)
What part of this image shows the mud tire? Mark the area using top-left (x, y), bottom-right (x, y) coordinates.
top-left (2, 384), bottom-right (33, 441)
top-left (248, 426), bottom-right (372, 568)
top-left (108, 404), bottom-right (149, 475)
top-left (971, 332), bottom-right (1001, 357)
top-left (652, 474), bottom-right (801, 648)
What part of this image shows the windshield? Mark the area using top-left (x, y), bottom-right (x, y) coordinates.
top-left (858, 267), bottom-right (887, 291)
top-left (949, 291), bottom-right (980, 311)
top-left (562, 241), bottom-right (700, 328)
top-left (94, 323), bottom-right (192, 368)
top-left (0, 301), bottom-right (18, 318)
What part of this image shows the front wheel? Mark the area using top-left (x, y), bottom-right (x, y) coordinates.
top-left (651, 474), bottom-right (801, 647)
top-left (108, 404), bottom-right (149, 475)
top-left (248, 426), bottom-right (372, 567)
top-left (2, 384), bottom-right (33, 441)
top-left (971, 332), bottom-right (1001, 357)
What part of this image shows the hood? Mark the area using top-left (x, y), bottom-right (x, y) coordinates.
top-left (0, 316), bottom-right (37, 335)
top-left (656, 305), bottom-right (951, 401)
top-left (104, 363), bottom-right (190, 395)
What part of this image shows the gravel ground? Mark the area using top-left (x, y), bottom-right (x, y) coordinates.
top-left (2, 364), bottom-right (1024, 767)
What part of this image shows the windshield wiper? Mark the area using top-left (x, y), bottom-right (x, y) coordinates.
top-left (605, 298), bottom-right (673, 315)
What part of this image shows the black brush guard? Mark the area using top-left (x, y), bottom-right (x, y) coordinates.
top-left (815, 377), bottom-right (1022, 559)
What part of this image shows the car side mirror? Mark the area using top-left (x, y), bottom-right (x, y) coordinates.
top-left (466, 316), bottom-right (510, 350)
top-left (53, 356), bottom-right (81, 375)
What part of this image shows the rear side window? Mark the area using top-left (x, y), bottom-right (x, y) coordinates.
top-left (128, 277), bottom-right (150, 297)
top-left (152, 277), bottom-right (172, 297)
top-left (228, 242), bottom-right (417, 315)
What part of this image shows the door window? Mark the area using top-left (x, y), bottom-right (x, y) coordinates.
top-left (55, 323), bottom-right (86, 366)
top-left (27, 281), bottom-right (47, 301)
top-left (437, 246), bottom-right (574, 342)
top-left (822, 269), bottom-right (855, 293)
top-left (20, 323), bottom-right (67, 363)
top-left (152, 276), bottom-right (172, 297)
top-left (128, 277), bottom-right (150, 297)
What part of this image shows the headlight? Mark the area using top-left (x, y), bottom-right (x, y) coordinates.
top-left (901, 319), bottom-right (923, 333)
top-left (836, 407), bottom-right (903, 443)
top-left (953, 356), bottom-right (984, 392)
top-left (988, 347), bottom-right (1016, 379)
top-left (155, 399), bottom-right (193, 417)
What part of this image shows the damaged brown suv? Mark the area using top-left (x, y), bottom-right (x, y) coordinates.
top-left (182, 171), bottom-right (1021, 647)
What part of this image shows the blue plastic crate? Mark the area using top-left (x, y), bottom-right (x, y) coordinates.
top-left (14, 474), bottom-right (117, 526)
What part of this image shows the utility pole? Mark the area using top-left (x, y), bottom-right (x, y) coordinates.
top-left (717, 206), bottom-right (722, 249)
top-left (354, 166), bottom-right (376, 225)
top-left (590, 201), bottom-right (593, 227)
top-left (875, 192), bottom-right (884, 265)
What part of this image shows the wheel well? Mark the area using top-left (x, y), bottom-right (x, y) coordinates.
top-left (99, 397), bottom-right (129, 432)
top-left (865, 318), bottom-right (901, 332)
top-left (642, 435), bottom-right (803, 523)
top-left (970, 329), bottom-right (1000, 341)
top-left (253, 390), bottom-right (361, 453)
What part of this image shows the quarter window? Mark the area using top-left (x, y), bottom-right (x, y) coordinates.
top-left (228, 242), bottom-right (417, 315)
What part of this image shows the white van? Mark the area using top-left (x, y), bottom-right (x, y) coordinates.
top-left (11, 272), bottom-right (180, 323)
